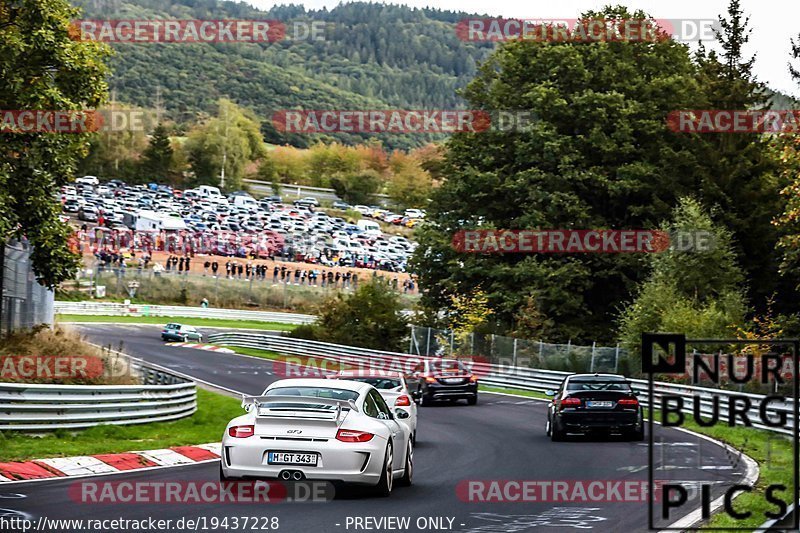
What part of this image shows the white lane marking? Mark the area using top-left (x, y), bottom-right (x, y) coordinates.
top-left (36, 457), bottom-right (118, 476)
top-left (138, 449), bottom-right (196, 466)
top-left (0, 475), bottom-right (10, 482)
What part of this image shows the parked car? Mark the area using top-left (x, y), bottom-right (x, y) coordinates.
top-left (405, 359), bottom-right (478, 406)
top-left (332, 201), bottom-right (350, 210)
top-left (545, 373), bottom-right (644, 441)
top-left (221, 378), bottom-right (413, 495)
top-left (294, 197), bottom-right (320, 208)
top-left (160, 323), bottom-right (203, 342)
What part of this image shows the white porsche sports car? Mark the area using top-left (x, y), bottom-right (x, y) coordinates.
top-left (220, 378), bottom-right (413, 496)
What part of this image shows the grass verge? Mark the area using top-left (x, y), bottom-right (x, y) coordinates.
top-left (57, 314), bottom-right (299, 331)
top-left (0, 389), bottom-right (241, 462)
top-left (479, 384), bottom-right (550, 400)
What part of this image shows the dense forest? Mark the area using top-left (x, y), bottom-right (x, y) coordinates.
top-left (73, 0), bottom-right (497, 149)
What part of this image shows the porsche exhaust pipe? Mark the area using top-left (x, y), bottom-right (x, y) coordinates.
top-left (292, 471), bottom-right (304, 481)
top-left (280, 470), bottom-right (292, 480)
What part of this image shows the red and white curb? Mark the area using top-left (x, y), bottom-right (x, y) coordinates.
top-left (167, 342), bottom-right (235, 353)
top-left (0, 443), bottom-right (220, 482)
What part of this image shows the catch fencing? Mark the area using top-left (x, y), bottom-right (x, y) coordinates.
top-left (409, 324), bottom-right (626, 374)
top-left (208, 332), bottom-right (796, 436)
top-left (0, 357), bottom-right (197, 431)
top-left (0, 239), bottom-right (54, 334)
top-left (54, 301), bottom-right (316, 324)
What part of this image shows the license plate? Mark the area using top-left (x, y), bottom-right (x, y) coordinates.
top-left (267, 452), bottom-right (318, 466)
top-left (587, 401), bottom-right (613, 408)
top-left (444, 378), bottom-right (463, 384)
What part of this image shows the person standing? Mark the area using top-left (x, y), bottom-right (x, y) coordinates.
top-left (238, 263), bottom-right (244, 279)
top-left (352, 272), bottom-right (358, 289)
top-left (203, 260), bottom-right (210, 276)
top-left (225, 261), bottom-right (231, 278)
top-left (184, 256), bottom-right (191, 275)
top-left (212, 261), bottom-right (219, 277)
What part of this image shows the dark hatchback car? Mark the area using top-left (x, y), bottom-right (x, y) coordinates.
top-left (546, 374), bottom-right (643, 441)
top-left (406, 359), bottom-right (478, 406)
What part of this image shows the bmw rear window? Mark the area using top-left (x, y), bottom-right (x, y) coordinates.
top-left (567, 379), bottom-right (632, 391)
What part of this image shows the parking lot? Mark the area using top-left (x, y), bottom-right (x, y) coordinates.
top-left (62, 178), bottom-right (424, 274)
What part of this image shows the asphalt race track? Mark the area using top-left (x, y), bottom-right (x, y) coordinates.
top-left (0, 325), bottom-right (752, 532)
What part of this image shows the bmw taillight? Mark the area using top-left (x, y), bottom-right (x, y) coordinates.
top-left (336, 429), bottom-right (374, 442)
top-left (560, 397), bottom-right (581, 409)
top-left (395, 395), bottom-right (411, 406)
top-left (617, 398), bottom-right (639, 407)
top-left (424, 376), bottom-right (437, 383)
top-left (228, 425), bottom-right (254, 438)
top-left (469, 374), bottom-right (478, 382)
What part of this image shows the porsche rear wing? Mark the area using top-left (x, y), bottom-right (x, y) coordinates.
top-left (242, 395), bottom-right (359, 424)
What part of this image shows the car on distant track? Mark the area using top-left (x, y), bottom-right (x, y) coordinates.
top-left (326, 370), bottom-right (418, 444)
top-left (545, 373), bottom-right (644, 441)
top-left (160, 323), bottom-right (203, 342)
top-left (332, 201), bottom-right (350, 210)
top-left (220, 378), bottom-right (413, 495)
top-left (405, 359), bottom-right (479, 406)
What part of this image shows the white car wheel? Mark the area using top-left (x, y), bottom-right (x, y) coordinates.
top-left (374, 443), bottom-right (393, 497)
top-left (398, 441), bottom-right (412, 487)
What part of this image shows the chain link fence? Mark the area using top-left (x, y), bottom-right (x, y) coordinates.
top-left (408, 324), bottom-right (628, 374)
top-left (1, 239), bottom-right (55, 334)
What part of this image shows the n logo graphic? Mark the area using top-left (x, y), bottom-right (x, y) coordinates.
top-left (642, 333), bottom-right (686, 374)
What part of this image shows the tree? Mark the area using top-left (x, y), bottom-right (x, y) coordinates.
top-left (693, 0), bottom-right (783, 315)
top-left (292, 279), bottom-right (409, 351)
top-left (412, 7), bottom-right (710, 343)
top-left (140, 123), bottom-right (173, 182)
top-left (185, 99), bottom-right (267, 191)
top-left (330, 170), bottom-right (382, 205)
top-left (0, 0), bottom-right (109, 287)
top-left (618, 198), bottom-right (748, 356)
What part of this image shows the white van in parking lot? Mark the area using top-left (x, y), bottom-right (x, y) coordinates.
top-left (357, 219), bottom-right (381, 237)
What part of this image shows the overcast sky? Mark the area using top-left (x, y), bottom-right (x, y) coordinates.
top-left (246, 0), bottom-right (800, 98)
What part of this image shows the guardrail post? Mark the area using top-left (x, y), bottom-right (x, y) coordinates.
top-left (614, 343), bottom-right (620, 373)
top-left (449, 329), bottom-right (454, 356)
top-left (513, 338), bottom-right (518, 367)
top-left (425, 327), bottom-right (431, 357)
top-left (590, 341), bottom-right (596, 372)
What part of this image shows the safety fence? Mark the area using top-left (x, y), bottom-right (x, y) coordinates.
top-left (408, 324), bottom-right (627, 374)
top-left (208, 332), bottom-right (796, 437)
top-left (1, 239), bottom-right (54, 335)
top-left (0, 357), bottom-right (197, 431)
top-left (54, 301), bottom-right (316, 324)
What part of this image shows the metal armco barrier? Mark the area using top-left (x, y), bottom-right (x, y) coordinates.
top-left (208, 332), bottom-right (796, 436)
top-left (54, 301), bottom-right (316, 324)
top-left (0, 358), bottom-right (196, 431)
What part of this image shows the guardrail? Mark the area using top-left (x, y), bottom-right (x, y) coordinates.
top-left (208, 332), bottom-right (796, 436)
top-left (54, 301), bottom-right (316, 325)
top-left (0, 358), bottom-right (197, 431)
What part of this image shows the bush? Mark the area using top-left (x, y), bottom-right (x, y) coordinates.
top-left (307, 279), bottom-right (409, 351)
